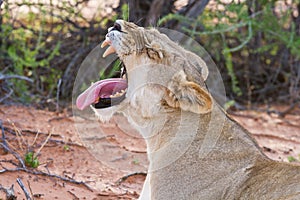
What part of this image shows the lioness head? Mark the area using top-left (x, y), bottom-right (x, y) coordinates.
top-left (76, 20), bottom-right (213, 122)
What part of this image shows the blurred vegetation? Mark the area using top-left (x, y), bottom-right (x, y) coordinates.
top-left (0, 0), bottom-right (299, 113)
top-left (159, 0), bottom-right (300, 111)
top-left (0, 0), bottom-right (112, 108)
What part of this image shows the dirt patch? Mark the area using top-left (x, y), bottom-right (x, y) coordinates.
top-left (0, 105), bottom-right (146, 200)
top-left (231, 108), bottom-right (300, 162)
top-left (0, 105), bottom-right (299, 199)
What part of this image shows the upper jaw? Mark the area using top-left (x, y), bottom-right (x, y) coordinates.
top-left (101, 36), bottom-right (115, 58)
top-left (76, 22), bottom-right (127, 111)
top-left (101, 21), bottom-right (124, 58)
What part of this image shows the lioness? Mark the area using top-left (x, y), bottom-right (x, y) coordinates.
top-left (76, 20), bottom-right (300, 200)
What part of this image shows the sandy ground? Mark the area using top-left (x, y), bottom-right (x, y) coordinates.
top-left (0, 105), bottom-right (299, 199)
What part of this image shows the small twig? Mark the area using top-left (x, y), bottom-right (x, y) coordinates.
top-left (8, 119), bottom-right (26, 152)
top-left (116, 172), bottom-right (147, 185)
top-left (121, 146), bottom-right (147, 154)
top-left (31, 130), bottom-right (40, 147)
top-left (17, 178), bottom-right (32, 200)
top-left (35, 130), bottom-right (52, 156)
top-left (0, 73), bottom-right (33, 83)
top-left (27, 180), bottom-right (34, 199)
top-left (67, 190), bottom-right (80, 200)
top-left (48, 116), bottom-right (73, 123)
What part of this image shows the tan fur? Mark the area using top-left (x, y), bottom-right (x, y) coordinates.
top-left (95, 20), bottom-right (300, 200)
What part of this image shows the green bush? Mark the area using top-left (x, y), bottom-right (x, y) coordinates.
top-left (0, 0), bottom-right (108, 105)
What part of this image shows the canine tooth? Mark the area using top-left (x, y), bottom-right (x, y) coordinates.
top-left (101, 40), bottom-right (109, 48)
top-left (101, 37), bottom-right (111, 48)
top-left (103, 46), bottom-right (116, 58)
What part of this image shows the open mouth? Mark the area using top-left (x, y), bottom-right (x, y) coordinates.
top-left (76, 22), bottom-right (128, 110)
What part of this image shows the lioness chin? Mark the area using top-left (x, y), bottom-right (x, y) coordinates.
top-left (76, 20), bottom-right (300, 200)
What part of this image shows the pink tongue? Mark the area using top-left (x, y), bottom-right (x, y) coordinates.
top-left (76, 78), bottom-right (127, 110)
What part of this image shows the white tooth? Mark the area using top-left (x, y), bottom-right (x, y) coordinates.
top-left (103, 46), bottom-right (116, 58)
top-left (121, 89), bottom-right (125, 93)
top-left (101, 37), bottom-right (111, 48)
top-left (101, 40), bottom-right (109, 48)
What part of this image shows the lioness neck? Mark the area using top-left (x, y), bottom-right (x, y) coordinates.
top-left (143, 103), bottom-right (270, 199)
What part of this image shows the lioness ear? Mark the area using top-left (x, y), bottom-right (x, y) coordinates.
top-left (164, 70), bottom-right (213, 114)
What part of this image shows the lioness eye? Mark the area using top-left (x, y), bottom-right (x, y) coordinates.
top-left (113, 23), bottom-right (122, 32)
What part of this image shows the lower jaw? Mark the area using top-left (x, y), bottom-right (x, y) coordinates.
top-left (93, 93), bottom-right (126, 109)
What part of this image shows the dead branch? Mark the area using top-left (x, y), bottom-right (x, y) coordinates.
top-left (0, 120), bottom-right (8, 153)
top-left (4, 126), bottom-right (61, 138)
top-left (83, 134), bottom-right (115, 141)
top-left (3, 125), bottom-right (83, 148)
top-left (97, 191), bottom-right (137, 199)
top-left (165, 0), bottom-right (209, 30)
top-left (278, 101), bottom-right (300, 117)
top-left (0, 167), bottom-right (93, 192)
top-left (0, 159), bottom-right (18, 167)
top-left (145, 0), bottom-right (164, 25)
top-left (56, 78), bottom-right (62, 112)
top-left (16, 178), bottom-right (32, 200)
top-left (0, 128), bottom-right (25, 168)
top-left (0, 184), bottom-right (17, 200)
top-left (116, 172), bottom-right (147, 185)
top-left (0, 73), bottom-right (33, 83)
top-left (47, 139), bottom-right (84, 148)
top-left (121, 146), bottom-right (147, 153)
top-left (0, 87), bottom-right (13, 103)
